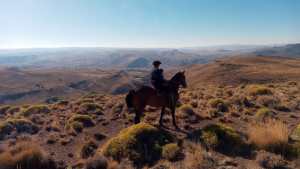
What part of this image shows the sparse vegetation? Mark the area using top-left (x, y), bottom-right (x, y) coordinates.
top-left (1, 55), bottom-right (300, 168)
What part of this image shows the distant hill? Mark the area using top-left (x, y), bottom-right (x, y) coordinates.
top-left (127, 57), bottom-right (150, 68)
top-left (254, 44), bottom-right (300, 58)
top-left (186, 55), bottom-right (300, 87)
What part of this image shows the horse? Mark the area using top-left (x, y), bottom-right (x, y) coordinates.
top-left (125, 71), bottom-right (187, 129)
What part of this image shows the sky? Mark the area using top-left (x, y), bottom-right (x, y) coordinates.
top-left (0, 0), bottom-right (299, 49)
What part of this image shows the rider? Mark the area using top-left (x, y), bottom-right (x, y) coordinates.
top-left (151, 60), bottom-right (168, 94)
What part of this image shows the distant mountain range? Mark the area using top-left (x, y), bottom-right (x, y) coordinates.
top-left (0, 45), bottom-right (271, 69)
top-left (254, 44), bottom-right (300, 58)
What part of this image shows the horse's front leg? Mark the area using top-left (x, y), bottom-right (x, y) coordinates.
top-left (171, 107), bottom-right (179, 129)
top-left (159, 107), bottom-right (166, 127)
top-left (134, 111), bottom-right (141, 124)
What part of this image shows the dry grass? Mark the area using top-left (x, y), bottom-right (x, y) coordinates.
top-left (0, 142), bottom-right (56, 169)
top-left (247, 120), bottom-right (289, 153)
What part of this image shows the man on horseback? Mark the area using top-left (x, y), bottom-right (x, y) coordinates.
top-left (151, 60), bottom-right (168, 94)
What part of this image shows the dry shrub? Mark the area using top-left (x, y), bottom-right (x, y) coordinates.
top-left (0, 105), bottom-right (11, 115)
top-left (162, 143), bottom-right (181, 161)
top-left (0, 142), bottom-right (56, 169)
top-left (79, 140), bottom-right (98, 159)
top-left (256, 95), bottom-right (279, 108)
top-left (247, 120), bottom-right (289, 154)
top-left (208, 98), bottom-right (229, 112)
top-left (66, 114), bottom-right (95, 133)
top-left (248, 85), bottom-right (273, 96)
top-left (20, 105), bottom-right (50, 117)
top-left (183, 142), bottom-right (203, 169)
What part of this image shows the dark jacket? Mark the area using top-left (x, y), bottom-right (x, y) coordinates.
top-left (151, 68), bottom-right (165, 82)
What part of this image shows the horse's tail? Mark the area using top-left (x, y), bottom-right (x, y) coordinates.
top-left (126, 90), bottom-right (135, 109)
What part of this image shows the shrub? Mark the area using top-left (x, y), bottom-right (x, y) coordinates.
top-left (247, 120), bottom-right (289, 154)
top-left (80, 140), bottom-right (98, 159)
top-left (201, 123), bottom-right (249, 156)
top-left (255, 107), bottom-right (275, 121)
top-left (178, 104), bottom-right (194, 117)
top-left (6, 106), bottom-right (21, 114)
top-left (162, 143), bottom-right (181, 161)
top-left (257, 96), bottom-right (279, 108)
top-left (101, 123), bottom-right (174, 166)
top-left (66, 114), bottom-right (94, 132)
top-left (208, 98), bottom-right (228, 112)
top-left (183, 142), bottom-right (204, 169)
top-left (0, 142), bottom-right (56, 169)
top-left (177, 104), bottom-right (200, 123)
top-left (0, 118), bottom-right (39, 140)
top-left (248, 85), bottom-right (272, 95)
top-left (20, 105), bottom-right (50, 117)
top-left (79, 103), bottom-right (103, 114)
top-left (288, 142), bottom-right (300, 158)
top-left (0, 105), bottom-right (10, 114)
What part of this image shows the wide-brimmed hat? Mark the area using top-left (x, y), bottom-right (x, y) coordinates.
top-left (152, 60), bottom-right (161, 66)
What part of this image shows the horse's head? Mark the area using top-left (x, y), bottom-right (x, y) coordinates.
top-left (171, 71), bottom-right (187, 88)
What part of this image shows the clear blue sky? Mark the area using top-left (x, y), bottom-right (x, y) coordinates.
top-left (0, 0), bottom-right (299, 48)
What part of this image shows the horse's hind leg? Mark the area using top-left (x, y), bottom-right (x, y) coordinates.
top-left (134, 106), bottom-right (144, 124)
top-left (159, 107), bottom-right (166, 127)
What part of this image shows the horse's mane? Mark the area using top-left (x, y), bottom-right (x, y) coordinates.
top-left (170, 72), bottom-right (183, 82)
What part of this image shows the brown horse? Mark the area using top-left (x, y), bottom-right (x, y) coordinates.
top-left (125, 71), bottom-right (187, 128)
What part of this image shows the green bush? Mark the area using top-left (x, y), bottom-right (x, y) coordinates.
top-left (208, 98), bottom-right (228, 112)
top-left (178, 104), bottom-right (194, 118)
top-left (291, 124), bottom-right (300, 141)
top-left (255, 107), bottom-right (275, 120)
top-left (66, 114), bottom-right (94, 132)
top-left (101, 123), bottom-right (174, 166)
top-left (201, 123), bottom-right (249, 156)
